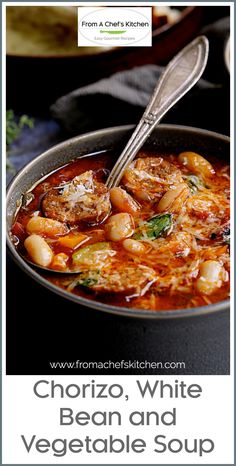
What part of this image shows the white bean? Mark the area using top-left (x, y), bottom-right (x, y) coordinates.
top-left (195, 260), bottom-right (223, 295)
top-left (178, 151), bottom-right (215, 178)
top-left (122, 238), bottom-right (146, 255)
top-left (105, 213), bottom-right (135, 242)
top-left (26, 216), bottom-right (68, 237)
top-left (110, 187), bottom-right (139, 214)
top-left (24, 234), bottom-right (53, 267)
top-left (156, 183), bottom-right (189, 213)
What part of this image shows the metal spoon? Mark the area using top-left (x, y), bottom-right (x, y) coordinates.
top-left (106, 35), bottom-right (209, 189)
top-left (22, 256), bottom-right (80, 274)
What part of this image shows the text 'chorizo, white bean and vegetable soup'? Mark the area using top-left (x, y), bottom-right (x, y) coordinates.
top-left (11, 148), bottom-right (230, 311)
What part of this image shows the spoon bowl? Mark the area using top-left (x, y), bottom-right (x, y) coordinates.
top-left (21, 255), bottom-right (81, 274)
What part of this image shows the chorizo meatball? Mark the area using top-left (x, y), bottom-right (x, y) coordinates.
top-left (42, 171), bottom-right (111, 225)
top-left (77, 262), bottom-right (157, 297)
top-left (122, 157), bottom-right (183, 202)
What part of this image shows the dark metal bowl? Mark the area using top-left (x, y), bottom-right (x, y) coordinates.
top-left (6, 124), bottom-right (230, 319)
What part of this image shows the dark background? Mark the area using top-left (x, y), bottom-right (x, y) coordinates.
top-left (6, 5), bottom-right (230, 375)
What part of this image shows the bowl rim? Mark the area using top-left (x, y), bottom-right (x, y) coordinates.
top-left (6, 123), bottom-right (230, 319)
top-left (6, 6), bottom-right (195, 60)
top-left (224, 35), bottom-right (230, 73)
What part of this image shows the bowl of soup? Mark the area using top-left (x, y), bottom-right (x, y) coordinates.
top-left (6, 124), bottom-right (230, 318)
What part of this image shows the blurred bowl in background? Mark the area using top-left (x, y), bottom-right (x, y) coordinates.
top-left (7, 5), bottom-right (205, 112)
top-left (6, 5), bottom-right (182, 58)
top-left (6, 6), bottom-right (113, 57)
top-left (224, 36), bottom-right (230, 73)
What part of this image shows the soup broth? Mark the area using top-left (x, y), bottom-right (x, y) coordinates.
top-left (11, 149), bottom-right (230, 312)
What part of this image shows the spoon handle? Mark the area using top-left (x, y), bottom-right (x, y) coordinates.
top-left (106, 35), bottom-right (209, 189)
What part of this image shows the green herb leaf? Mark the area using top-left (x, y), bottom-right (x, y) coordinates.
top-left (134, 214), bottom-right (172, 240)
top-left (6, 110), bottom-right (34, 148)
top-left (184, 174), bottom-right (204, 193)
top-left (77, 271), bottom-right (100, 288)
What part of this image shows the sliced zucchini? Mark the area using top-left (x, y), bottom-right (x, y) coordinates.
top-left (72, 242), bottom-right (115, 267)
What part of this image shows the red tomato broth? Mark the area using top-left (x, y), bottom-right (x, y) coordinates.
top-left (11, 149), bottom-right (230, 312)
